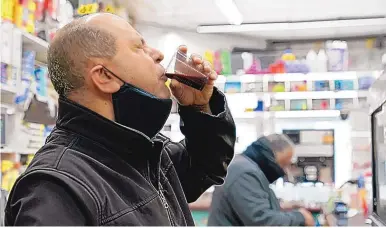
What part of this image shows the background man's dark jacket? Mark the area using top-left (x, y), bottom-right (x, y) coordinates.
top-left (5, 89), bottom-right (236, 226)
top-left (208, 140), bottom-right (305, 226)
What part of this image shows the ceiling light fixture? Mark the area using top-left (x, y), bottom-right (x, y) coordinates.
top-left (197, 17), bottom-right (386, 33)
top-left (214, 0), bottom-right (243, 25)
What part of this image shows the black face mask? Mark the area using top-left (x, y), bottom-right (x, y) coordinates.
top-left (243, 138), bottom-right (286, 184)
top-left (103, 66), bottom-right (172, 139)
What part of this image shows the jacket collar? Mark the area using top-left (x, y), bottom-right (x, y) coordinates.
top-left (56, 97), bottom-right (154, 152)
top-left (243, 137), bottom-right (285, 183)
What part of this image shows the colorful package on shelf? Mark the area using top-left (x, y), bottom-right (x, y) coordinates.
top-left (213, 51), bottom-right (222, 75)
top-left (269, 82), bottom-right (285, 92)
top-left (269, 100), bottom-right (285, 111)
top-left (34, 0), bottom-right (45, 21)
top-left (281, 49), bottom-right (296, 61)
top-left (14, 0), bottom-right (37, 33)
top-left (1, 63), bottom-right (8, 84)
top-left (285, 60), bottom-right (310, 73)
top-left (335, 99), bottom-right (353, 110)
top-left (34, 67), bottom-right (48, 98)
top-left (220, 50), bottom-right (232, 76)
top-left (314, 80), bottom-right (330, 91)
top-left (290, 99), bottom-right (307, 110)
top-left (290, 81), bottom-right (307, 92)
top-left (1, 0), bottom-right (15, 21)
top-left (224, 82), bottom-right (241, 93)
top-left (45, 0), bottom-right (59, 19)
top-left (358, 76), bottom-right (375, 90)
top-left (334, 80), bottom-right (354, 90)
top-left (203, 50), bottom-right (214, 67)
top-left (1, 161), bottom-right (21, 192)
top-left (269, 60), bottom-right (285, 74)
top-left (312, 99), bottom-right (330, 110)
top-left (241, 52), bottom-right (262, 74)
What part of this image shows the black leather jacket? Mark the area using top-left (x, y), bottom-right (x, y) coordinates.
top-left (5, 89), bottom-right (236, 226)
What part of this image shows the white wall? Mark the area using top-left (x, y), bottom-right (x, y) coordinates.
top-left (136, 24), bottom-right (266, 67)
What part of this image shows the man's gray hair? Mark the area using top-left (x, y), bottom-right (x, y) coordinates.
top-left (47, 16), bottom-right (117, 96)
top-left (261, 133), bottom-right (294, 154)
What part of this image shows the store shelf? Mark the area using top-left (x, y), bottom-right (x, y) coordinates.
top-left (226, 90), bottom-right (368, 100)
top-left (0, 84), bottom-right (18, 94)
top-left (223, 71), bottom-right (381, 83)
top-left (167, 110), bottom-right (341, 121)
top-left (21, 30), bottom-right (49, 64)
top-left (0, 147), bottom-right (37, 154)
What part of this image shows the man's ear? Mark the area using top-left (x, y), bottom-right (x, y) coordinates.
top-left (89, 65), bottom-right (121, 94)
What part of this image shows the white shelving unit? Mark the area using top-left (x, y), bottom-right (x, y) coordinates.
top-left (1, 23), bottom-right (50, 156)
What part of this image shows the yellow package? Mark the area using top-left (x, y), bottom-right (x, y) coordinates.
top-left (1, 0), bottom-right (14, 21)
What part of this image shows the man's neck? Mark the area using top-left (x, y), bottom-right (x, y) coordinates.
top-left (67, 92), bottom-right (115, 121)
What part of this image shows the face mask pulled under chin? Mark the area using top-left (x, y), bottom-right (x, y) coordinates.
top-left (106, 67), bottom-right (172, 139)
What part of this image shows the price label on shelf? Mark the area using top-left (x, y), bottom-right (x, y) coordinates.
top-left (77, 3), bottom-right (99, 15)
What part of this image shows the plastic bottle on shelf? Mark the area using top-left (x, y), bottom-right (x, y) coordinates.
top-left (282, 49), bottom-right (296, 61)
top-left (317, 49), bottom-right (328, 72)
top-left (306, 50), bottom-right (318, 72)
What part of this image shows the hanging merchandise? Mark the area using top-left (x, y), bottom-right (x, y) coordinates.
top-left (213, 51), bottom-right (222, 75)
top-left (204, 50), bottom-right (214, 66)
top-left (1, 161), bottom-right (21, 192)
top-left (13, 0), bottom-right (37, 33)
top-left (220, 50), bottom-right (232, 75)
top-left (1, 0), bottom-right (14, 21)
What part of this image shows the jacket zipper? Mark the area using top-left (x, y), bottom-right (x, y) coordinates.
top-left (158, 185), bottom-right (175, 226)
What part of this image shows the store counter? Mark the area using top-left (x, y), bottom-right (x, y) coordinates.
top-left (325, 212), bottom-right (368, 226)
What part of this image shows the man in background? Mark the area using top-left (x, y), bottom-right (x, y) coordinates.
top-left (5, 13), bottom-right (235, 225)
top-left (208, 134), bottom-right (315, 226)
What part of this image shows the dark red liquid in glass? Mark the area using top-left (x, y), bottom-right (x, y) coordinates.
top-left (165, 73), bottom-right (208, 91)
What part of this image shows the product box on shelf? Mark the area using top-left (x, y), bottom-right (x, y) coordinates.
top-left (269, 100), bottom-right (285, 111)
top-left (334, 80), bottom-right (354, 90)
top-left (290, 81), bottom-right (308, 92)
top-left (335, 98), bottom-right (354, 110)
top-left (269, 82), bottom-right (285, 92)
top-left (14, 0), bottom-right (37, 33)
top-left (313, 80), bottom-right (330, 91)
top-left (1, 0), bottom-right (14, 21)
top-left (242, 82), bottom-right (263, 93)
top-left (224, 81), bottom-right (241, 93)
top-left (290, 99), bottom-right (307, 110)
top-left (312, 99), bottom-right (330, 110)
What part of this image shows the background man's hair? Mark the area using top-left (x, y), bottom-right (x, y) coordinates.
top-left (262, 133), bottom-right (294, 154)
top-left (48, 18), bottom-right (117, 96)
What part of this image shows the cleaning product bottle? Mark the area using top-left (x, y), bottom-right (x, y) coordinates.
top-left (317, 49), bottom-right (328, 72)
top-left (306, 50), bottom-right (318, 72)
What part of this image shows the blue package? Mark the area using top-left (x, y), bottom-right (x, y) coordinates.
top-left (224, 81), bottom-right (241, 93)
top-left (335, 80), bottom-right (354, 90)
top-left (358, 76), bottom-right (375, 90)
top-left (254, 100), bottom-right (264, 111)
top-left (34, 67), bottom-right (48, 97)
top-left (314, 80), bottom-right (330, 91)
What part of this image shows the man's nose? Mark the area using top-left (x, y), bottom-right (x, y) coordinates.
top-left (150, 47), bottom-right (164, 63)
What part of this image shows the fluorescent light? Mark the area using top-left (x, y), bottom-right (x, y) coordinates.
top-left (197, 17), bottom-right (386, 33)
top-left (214, 0), bottom-right (243, 25)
